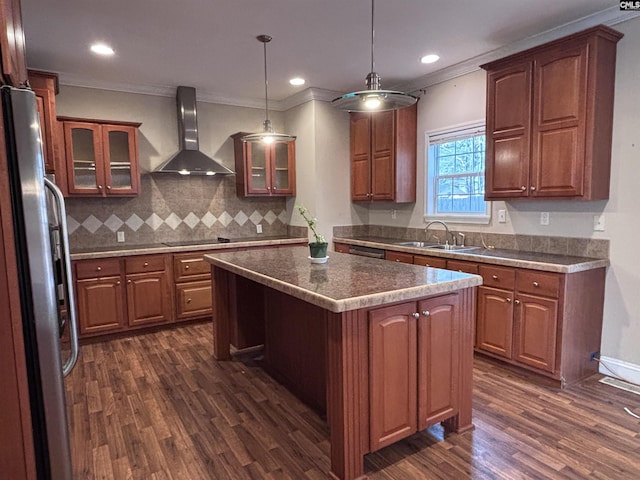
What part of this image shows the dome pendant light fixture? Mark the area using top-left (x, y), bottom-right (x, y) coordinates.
top-left (332, 0), bottom-right (417, 112)
top-left (242, 35), bottom-right (296, 144)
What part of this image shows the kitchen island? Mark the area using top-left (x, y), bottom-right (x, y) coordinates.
top-left (205, 246), bottom-right (482, 480)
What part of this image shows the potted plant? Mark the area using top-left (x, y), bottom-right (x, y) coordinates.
top-left (296, 204), bottom-right (328, 260)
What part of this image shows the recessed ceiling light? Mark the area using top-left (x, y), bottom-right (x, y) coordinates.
top-left (289, 77), bottom-right (305, 86)
top-left (420, 54), bottom-right (440, 64)
top-left (90, 43), bottom-right (115, 56)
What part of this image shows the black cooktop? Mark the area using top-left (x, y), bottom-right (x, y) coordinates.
top-left (163, 237), bottom-right (231, 247)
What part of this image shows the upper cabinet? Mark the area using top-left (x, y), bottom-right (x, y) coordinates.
top-left (59, 117), bottom-right (142, 197)
top-left (350, 103), bottom-right (417, 202)
top-left (482, 25), bottom-right (622, 200)
top-left (0, 0), bottom-right (27, 86)
top-left (28, 70), bottom-right (60, 174)
top-left (231, 133), bottom-right (296, 197)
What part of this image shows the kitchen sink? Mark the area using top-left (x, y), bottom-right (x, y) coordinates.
top-left (394, 241), bottom-right (434, 247)
top-left (393, 241), bottom-right (479, 252)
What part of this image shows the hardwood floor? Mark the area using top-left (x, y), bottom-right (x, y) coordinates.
top-left (65, 323), bottom-right (640, 479)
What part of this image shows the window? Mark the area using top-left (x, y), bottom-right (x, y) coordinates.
top-left (426, 122), bottom-right (490, 224)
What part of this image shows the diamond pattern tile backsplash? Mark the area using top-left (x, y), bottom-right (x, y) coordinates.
top-left (65, 174), bottom-right (291, 250)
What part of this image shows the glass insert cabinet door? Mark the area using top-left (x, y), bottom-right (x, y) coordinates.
top-left (272, 141), bottom-right (295, 194)
top-left (246, 140), bottom-right (269, 193)
top-left (62, 119), bottom-right (140, 197)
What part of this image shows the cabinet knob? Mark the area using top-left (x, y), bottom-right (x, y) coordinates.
top-left (144, 262), bottom-right (149, 267)
top-left (186, 298), bottom-right (192, 303)
top-left (521, 186), bottom-right (526, 191)
top-left (530, 186), bottom-right (536, 191)
top-left (395, 259), bottom-right (400, 262)
top-left (422, 310), bottom-right (430, 317)
top-left (116, 281), bottom-right (121, 285)
top-left (127, 280), bottom-right (132, 284)
top-left (107, 185), bottom-right (112, 190)
top-left (98, 185), bottom-right (103, 190)
top-left (273, 187), bottom-right (277, 190)
top-left (492, 275), bottom-right (498, 280)
top-left (506, 297), bottom-right (511, 303)
top-left (412, 312), bottom-right (420, 319)
top-left (533, 281), bottom-right (539, 287)
top-left (185, 265), bottom-right (190, 270)
top-left (96, 266), bottom-right (102, 272)
top-left (515, 299), bottom-right (520, 305)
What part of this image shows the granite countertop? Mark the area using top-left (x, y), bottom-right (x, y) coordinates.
top-left (333, 236), bottom-right (609, 274)
top-left (70, 235), bottom-right (307, 260)
top-left (204, 246), bottom-right (482, 313)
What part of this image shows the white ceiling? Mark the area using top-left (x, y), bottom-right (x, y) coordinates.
top-left (20, 0), bottom-right (631, 109)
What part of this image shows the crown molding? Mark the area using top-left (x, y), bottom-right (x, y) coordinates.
top-left (396, 6), bottom-right (640, 95)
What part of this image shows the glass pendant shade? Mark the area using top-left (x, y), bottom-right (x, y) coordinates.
top-left (332, 0), bottom-right (417, 112)
top-left (242, 35), bottom-right (296, 143)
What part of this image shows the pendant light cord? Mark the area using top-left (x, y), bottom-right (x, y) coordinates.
top-left (370, 0), bottom-right (375, 73)
top-left (263, 38), bottom-right (269, 122)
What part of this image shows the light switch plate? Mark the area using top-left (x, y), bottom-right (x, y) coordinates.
top-left (498, 209), bottom-right (507, 223)
top-left (593, 214), bottom-right (605, 231)
top-left (540, 212), bottom-right (549, 226)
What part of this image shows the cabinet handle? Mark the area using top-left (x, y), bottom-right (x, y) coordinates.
top-left (127, 280), bottom-right (132, 284)
top-left (185, 265), bottom-right (190, 270)
top-left (521, 186), bottom-right (526, 191)
top-left (186, 298), bottom-right (192, 303)
top-left (412, 313), bottom-right (420, 319)
top-left (96, 266), bottom-right (102, 272)
top-left (107, 185), bottom-right (112, 190)
top-left (492, 274), bottom-right (498, 280)
top-left (530, 186), bottom-right (536, 191)
top-left (515, 299), bottom-right (520, 305)
top-left (422, 310), bottom-right (430, 317)
top-left (144, 262), bottom-right (149, 267)
top-left (98, 185), bottom-right (103, 190)
top-left (116, 281), bottom-right (121, 285)
top-left (273, 187), bottom-right (277, 190)
top-left (506, 297), bottom-right (511, 303)
top-left (533, 281), bottom-right (539, 287)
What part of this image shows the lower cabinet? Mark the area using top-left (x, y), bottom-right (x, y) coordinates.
top-left (369, 293), bottom-right (459, 451)
top-left (125, 255), bottom-right (173, 327)
top-left (173, 252), bottom-right (213, 321)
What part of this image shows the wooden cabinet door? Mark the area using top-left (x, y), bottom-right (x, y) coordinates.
top-left (176, 280), bottom-right (212, 321)
top-left (270, 140), bottom-right (296, 195)
top-left (371, 110), bottom-right (395, 200)
top-left (385, 250), bottom-right (413, 264)
top-left (333, 242), bottom-right (350, 254)
top-left (63, 121), bottom-right (104, 196)
top-left (369, 301), bottom-right (417, 451)
top-left (513, 293), bottom-right (558, 372)
top-left (350, 113), bottom-right (372, 201)
top-left (28, 71), bottom-right (59, 174)
top-left (126, 272), bottom-right (173, 326)
top-left (417, 293), bottom-right (459, 429)
top-left (530, 43), bottom-right (587, 198)
top-left (76, 276), bottom-right (125, 335)
top-left (102, 124), bottom-right (140, 196)
top-left (476, 286), bottom-right (514, 358)
top-left (0, 0), bottom-right (27, 87)
top-left (485, 61), bottom-right (532, 199)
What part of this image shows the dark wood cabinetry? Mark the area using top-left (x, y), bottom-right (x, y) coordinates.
top-left (173, 252), bottom-right (213, 321)
top-left (232, 132), bottom-right (296, 196)
top-left (369, 293), bottom-right (460, 451)
top-left (350, 103), bottom-right (417, 202)
top-left (0, 0), bottom-right (27, 87)
top-left (413, 254), bottom-right (447, 269)
top-left (482, 25), bottom-right (622, 200)
top-left (385, 250), bottom-right (413, 264)
top-left (59, 117), bottom-right (141, 197)
top-left (27, 70), bottom-right (60, 174)
top-left (125, 255), bottom-right (173, 327)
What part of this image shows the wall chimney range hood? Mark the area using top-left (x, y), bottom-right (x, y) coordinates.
top-left (156, 86), bottom-right (234, 175)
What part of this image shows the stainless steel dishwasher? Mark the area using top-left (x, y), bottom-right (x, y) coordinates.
top-left (348, 245), bottom-right (386, 259)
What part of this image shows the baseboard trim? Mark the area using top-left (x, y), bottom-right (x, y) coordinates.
top-left (598, 355), bottom-right (640, 385)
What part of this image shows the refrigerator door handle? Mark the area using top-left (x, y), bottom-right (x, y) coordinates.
top-left (44, 177), bottom-right (79, 376)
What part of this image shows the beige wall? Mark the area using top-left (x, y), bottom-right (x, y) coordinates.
top-left (358, 17), bottom-right (640, 375)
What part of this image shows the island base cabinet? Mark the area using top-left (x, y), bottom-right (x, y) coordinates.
top-left (368, 293), bottom-right (462, 452)
top-left (76, 276), bottom-right (125, 336)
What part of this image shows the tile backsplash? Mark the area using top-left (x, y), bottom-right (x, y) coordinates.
top-left (66, 174), bottom-right (291, 250)
top-left (333, 225), bottom-right (609, 259)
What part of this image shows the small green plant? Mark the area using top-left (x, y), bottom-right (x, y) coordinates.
top-left (296, 204), bottom-right (325, 244)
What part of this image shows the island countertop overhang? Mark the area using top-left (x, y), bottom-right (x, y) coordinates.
top-left (204, 246), bottom-right (482, 313)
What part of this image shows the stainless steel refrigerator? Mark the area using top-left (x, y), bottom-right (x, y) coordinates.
top-left (3, 85), bottom-right (79, 479)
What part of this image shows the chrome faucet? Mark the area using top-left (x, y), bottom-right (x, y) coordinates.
top-left (425, 220), bottom-right (456, 246)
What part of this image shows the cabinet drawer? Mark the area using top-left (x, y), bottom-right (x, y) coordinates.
top-left (174, 253), bottom-right (211, 281)
top-left (176, 280), bottom-right (213, 320)
top-left (516, 270), bottom-right (560, 298)
top-left (446, 260), bottom-right (479, 274)
top-left (386, 251), bottom-right (413, 264)
top-left (125, 255), bottom-right (166, 274)
top-left (413, 255), bottom-right (447, 269)
top-left (334, 242), bottom-right (350, 254)
top-left (479, 265), bottom-right (516, 290)
top-left (75, 259), bottom-right (121, 279)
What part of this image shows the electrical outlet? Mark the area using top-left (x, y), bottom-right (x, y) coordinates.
top-left (593, 214), bottom-right (605, 232)
top-left (391, 210), bottom-right (397, 219)
top-left (498, 209), bottom-right (507, 223)
top-left (540, 212), bottom-right (549, 226)
top-left (117, 231), bottom-right (125, 242)
top-left (256, 224), bottom-right (263, 234)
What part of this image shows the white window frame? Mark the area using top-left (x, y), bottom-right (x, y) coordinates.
top-left (425, 121), bottom-right (491, 225)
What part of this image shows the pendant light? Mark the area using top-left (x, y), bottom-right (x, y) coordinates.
top-left (332, 0), bottom-right (417, 112)
top-left (242, 35), bottom-right (296, 143)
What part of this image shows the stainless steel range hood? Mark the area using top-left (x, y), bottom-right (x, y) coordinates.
top-left (156, 86), bottom-right (234, 175)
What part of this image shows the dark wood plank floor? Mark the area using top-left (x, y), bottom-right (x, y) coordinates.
top-left (65, 323), bottom-right (640, 479)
